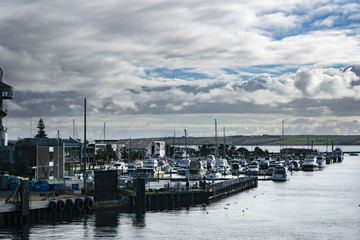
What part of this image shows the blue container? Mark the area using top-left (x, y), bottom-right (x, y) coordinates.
top-left (72, 184), bottom-right (79, 190)
top-left (51, 184), bottom-right (63, 191)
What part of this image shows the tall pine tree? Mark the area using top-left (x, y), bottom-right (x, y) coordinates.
top-left (35, 118), bottom-right (47, 138)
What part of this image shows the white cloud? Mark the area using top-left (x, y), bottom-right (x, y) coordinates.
top-left (1, 0), bottom-right (360, 139)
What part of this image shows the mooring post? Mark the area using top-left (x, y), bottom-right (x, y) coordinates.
top-left (135, 177), bottom-right (146, 214)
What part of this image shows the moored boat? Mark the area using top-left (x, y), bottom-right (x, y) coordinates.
top-left (316, 154), bottom-right (326, 168)
top-left (302, 157), bottom-right (319, 171)
top-left (246, 161), bottom-right (259, 175)
top-left (333, 147), bottom-right (344, 163)
top-left (186, 160), bottom-right (205, 180)
top-left (272, 165), bottom-right (289, 181)
top-left (178, 158), bottom-right (191, 176)
top-left (214, 158), bottom-right (231, 175)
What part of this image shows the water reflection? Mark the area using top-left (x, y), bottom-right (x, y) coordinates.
top-left (132, 213), bottom-right (146, 228)
top-left (93, 209), bottom-right (120, 238)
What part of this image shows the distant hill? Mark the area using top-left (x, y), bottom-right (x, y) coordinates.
top-left (159, 135), bottom-right (360, 146)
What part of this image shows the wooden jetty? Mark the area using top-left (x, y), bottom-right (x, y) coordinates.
top-left (132, 176), bottom-right (258, 212)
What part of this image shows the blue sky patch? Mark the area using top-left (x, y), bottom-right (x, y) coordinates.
top-left (146, 68), bottom-right (211, 80)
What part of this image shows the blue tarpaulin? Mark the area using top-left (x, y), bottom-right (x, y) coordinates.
top-left (29, 180), bottom-right (49, 191)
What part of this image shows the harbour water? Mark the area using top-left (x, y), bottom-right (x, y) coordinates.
top-left (1, 154), bottom-right (360, 239)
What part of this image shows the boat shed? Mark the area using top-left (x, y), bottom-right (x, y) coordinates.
top-left (118, 139), bottom-right (166, 158)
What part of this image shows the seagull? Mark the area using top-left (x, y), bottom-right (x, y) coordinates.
top-left (226, 203), bottom-right (230, 206)
top-left (224, 207), bottom-right (228, 210)
top-left (242, 210), bottom-right (245, 212)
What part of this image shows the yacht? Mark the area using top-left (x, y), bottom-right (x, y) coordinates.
top-left (214, 158), bottom-right (231, 175)
top-left (177, 158), bottom-right (191, 176)
top-left (206, 169), bottom-right (222, 180)
top-left (316, 154), bottom-right (326, 168)
top-left (173, 149), bottom-right (186, 166)
top-left (272, 165), bottom-right (289, 181)
top-left (231, 162), bottom-right (245, 175)
top-left (302, 157), bottom-right (319, 171)
top-left (289, 159), bottom-right (302, 171)
top-left (127, 160), bottom-right (143, 174)
top-left (112, 161), bottom-right (128, 173)
top-left (130, 167), bottom-right (156, 179)
top-left (206, 155), bottom-right (216, 170)
top-left (333, 147), bottom-right (343, 163)
top-left (186, 160), bottom-right (205, 180)
top-left (143, 159), bottom-right (158, 169)
top-left (246, 161), bottom-right (259, 175)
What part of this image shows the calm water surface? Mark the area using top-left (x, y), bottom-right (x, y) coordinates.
top-left (1, 154), bottom-right (360, 239)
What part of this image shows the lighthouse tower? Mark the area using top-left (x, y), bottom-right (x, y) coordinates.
top-left (0, 67), bottom-right (14, 146)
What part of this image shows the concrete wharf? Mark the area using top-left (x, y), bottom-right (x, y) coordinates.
top-left (0, 187), bottom-right (94, 228)
top-left (0, 176), bottom-right (257, 227)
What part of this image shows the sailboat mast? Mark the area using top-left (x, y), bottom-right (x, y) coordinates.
top-left (184, 129), bottom-right (187, 159)
top-left (223, 127), bottom-right (226, 159)
top-left (215, 119), bottom-right (218, 158)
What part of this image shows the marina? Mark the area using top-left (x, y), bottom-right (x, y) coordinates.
top-left (0, 153), bottom-right (359, 239)
top-left (0, 1), bottom-right (359, 239)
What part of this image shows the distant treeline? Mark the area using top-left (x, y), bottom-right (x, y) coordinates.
top-left (159, 135), bottom-right (360, 146)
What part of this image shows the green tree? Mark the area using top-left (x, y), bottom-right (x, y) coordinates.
top-left (253, 147), bottom-right (268, 157)
top-left (35, 118), bottom-right (47, 138)
top-left (236, 147), bottom-right (250, 158)
top-left (95, 144), bottom-right (117, 164)
top-left (198, 144), bottom-right (214, 157)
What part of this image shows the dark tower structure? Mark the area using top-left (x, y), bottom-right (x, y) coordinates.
top-left (0, 67), bottom-right (14, 146)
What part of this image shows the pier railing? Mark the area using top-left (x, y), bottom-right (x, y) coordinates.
top-left (206, 176), bottom-right (258, 200)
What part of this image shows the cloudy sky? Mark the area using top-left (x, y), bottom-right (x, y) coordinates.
top-left (1, 0), bottom-right (360, 140)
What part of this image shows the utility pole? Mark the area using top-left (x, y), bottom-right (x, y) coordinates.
top-left (57, 130), bottom-right (60, 179)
